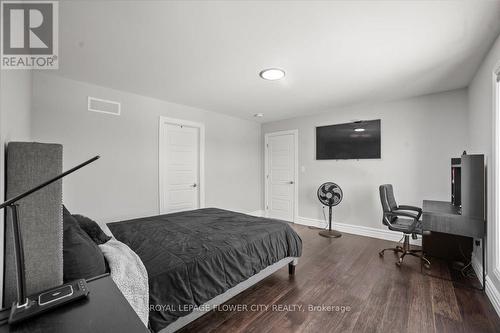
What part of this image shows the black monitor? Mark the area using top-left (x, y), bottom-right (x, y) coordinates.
top-left (316, 119), bottom-right (381, 160)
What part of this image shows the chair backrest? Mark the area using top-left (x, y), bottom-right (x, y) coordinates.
top-left (379, 184), bottom-right (398, 225)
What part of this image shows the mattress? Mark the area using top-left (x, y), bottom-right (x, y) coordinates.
top-left (108, 208), bottom-right (302, 332)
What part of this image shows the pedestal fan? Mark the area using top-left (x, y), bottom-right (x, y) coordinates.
top-left (317, 182), bottom-right (343, 238)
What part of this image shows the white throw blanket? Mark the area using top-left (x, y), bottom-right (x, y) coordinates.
top-left (99, 238), bottom-right (149, 326)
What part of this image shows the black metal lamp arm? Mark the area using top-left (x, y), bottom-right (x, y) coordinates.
top-left (1, 155), bottom-right (99, 307)
top-left (0, 156), bottom-right (99, 210)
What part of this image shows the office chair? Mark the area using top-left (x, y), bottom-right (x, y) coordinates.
top-left (379, 184), bottom-right (430, 268)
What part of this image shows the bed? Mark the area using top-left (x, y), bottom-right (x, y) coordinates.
top-left (108, 208), bottom-right (302, 333)
top-left (3, 143), bottom-right (301, 332)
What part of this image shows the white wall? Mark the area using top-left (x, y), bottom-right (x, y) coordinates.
top-left (467, 33), bottom-right (500, 298)
top-left (0, 70), bottom-right (32, 306)
top-left (31, 73), bottom-right (262, 222)
top-left (263, 89), bottom-right (468, 229)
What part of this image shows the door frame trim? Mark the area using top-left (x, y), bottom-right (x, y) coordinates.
top-left (264, 129), bottom-right (299, 223)
top-left (159, 116), bottom-right (205, 214)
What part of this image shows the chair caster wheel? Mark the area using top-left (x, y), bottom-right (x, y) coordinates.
top-left (379, 251), bottom-right (384, 257)
top-left (395, 261), bottom-right (401, 267)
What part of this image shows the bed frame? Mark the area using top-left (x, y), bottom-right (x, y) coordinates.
top-left (160, 257), bottom-right (299, 333)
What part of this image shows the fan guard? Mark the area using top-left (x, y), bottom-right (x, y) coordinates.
top-left (317, 182), bottom-right (343, 238)
top-left (317, 182), bottom-right (343, 207)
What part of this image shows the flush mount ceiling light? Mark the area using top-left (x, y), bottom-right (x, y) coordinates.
top-left (254, 113), bottom-right (264, 118)
top-left (259, 68), bottom-right (285, 80)
top-left (354, 128), bottom-right (365, 132)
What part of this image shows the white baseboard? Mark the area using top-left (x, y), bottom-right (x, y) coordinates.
top-left (248, 210), bottom-right (264, 217)
top-left (296, 216), bottom-right (422, 245)
top-left (471, 253), bottom-right (483, 286)
top-left (472, 254), bottom-right (500, 318)
top-left (486, 276), bottom-right (500, 318)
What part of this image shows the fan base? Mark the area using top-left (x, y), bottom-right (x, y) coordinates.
top-left (319, 230), bottom-right (342, 238)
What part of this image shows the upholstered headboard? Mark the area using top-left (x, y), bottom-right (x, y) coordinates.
top-left (3, 142), bottom-right (63, 306)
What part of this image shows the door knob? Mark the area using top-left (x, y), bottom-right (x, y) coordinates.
top-left (191, 184), bottom-right (197, 188)
top-left (289, 181), bottom-right (294, 184)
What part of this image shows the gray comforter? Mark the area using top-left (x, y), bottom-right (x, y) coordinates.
top-left (108, 208), bottom-right (302, 332)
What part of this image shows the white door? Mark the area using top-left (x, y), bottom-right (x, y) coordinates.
top-left (266, 131), bottom-right (297, 222)
top-left (159, 118), bottom-right (204, 214)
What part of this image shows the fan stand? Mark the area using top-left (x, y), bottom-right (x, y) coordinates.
top-left (319, 204), bottom-right (342, 238)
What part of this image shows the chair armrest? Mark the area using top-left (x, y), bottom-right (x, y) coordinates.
top-left (386, 211), bottom-right (419, 219)
top-left (396, 206), bottom-right (422, 219)
top-left (384, 211), bottom-right (420, 231)
top-left (397, 205), bottom-right (422, 213)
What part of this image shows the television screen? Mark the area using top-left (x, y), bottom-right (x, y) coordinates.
top-left (316, 119), bottom-right (381, 160)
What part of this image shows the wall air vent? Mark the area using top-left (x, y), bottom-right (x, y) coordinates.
top-left (87, 96), bottom-right (121, 116)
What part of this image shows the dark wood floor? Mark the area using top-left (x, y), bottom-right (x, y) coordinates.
top-left (179, 224), bottom-right (500, 333)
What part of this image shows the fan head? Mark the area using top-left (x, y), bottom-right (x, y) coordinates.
top-left (317, 182), bottom-right (343, 206)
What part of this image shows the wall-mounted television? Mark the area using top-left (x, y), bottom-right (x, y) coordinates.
top-left (316, 119), bottom-right (381, 160)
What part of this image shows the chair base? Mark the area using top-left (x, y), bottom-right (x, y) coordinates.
top-left (379, 234), bottom-right (430, 269)
top-left (319, 229), bottom-right (342, 238)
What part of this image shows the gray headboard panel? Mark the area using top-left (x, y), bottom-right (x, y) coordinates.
top-left (3, 142), bottom-right (63, 306)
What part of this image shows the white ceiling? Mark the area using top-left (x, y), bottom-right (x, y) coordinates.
top-left (51, 1), bottom-right (500, 122)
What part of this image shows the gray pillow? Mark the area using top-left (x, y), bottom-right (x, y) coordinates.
top-left (73, 214), bottom-right (112, 245)
top-left (63, 206), bottom-right (107, 282)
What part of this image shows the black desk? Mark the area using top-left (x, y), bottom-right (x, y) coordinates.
top-left (422, 200), bottom-right (486, 289)
top-left (0, 276), bottom-right (149, 333)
